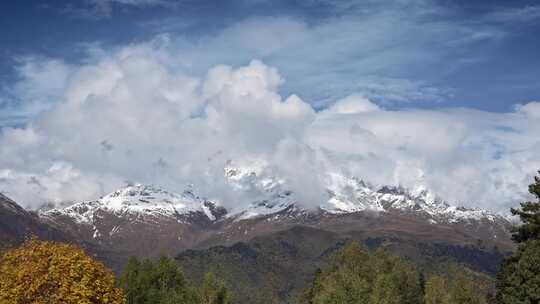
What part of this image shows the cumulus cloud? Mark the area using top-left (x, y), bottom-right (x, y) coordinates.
top-left (0, 43), bottom-right (322, 209)
top-left (0, 41), bottom-right (539, 214)
top-left (309, 107), bottom-right (540, 211)
top-left (516, 102), bottom-right (540, 120)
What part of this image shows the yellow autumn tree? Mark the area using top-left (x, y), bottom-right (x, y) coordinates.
top-left (0, 239), bottom-right (125, 304)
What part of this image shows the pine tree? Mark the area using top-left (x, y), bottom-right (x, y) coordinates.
top-left (496, 172), bottom-right (540, 303)
top-left (496, 240), bottom-right (540, 303)
top-left (510, 171), bottom-right (540, 243)
top-left (120, 257), bottom-right (142, 304)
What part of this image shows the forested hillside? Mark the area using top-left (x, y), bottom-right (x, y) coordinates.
top-left (176, 226), bottom-right (502, 303)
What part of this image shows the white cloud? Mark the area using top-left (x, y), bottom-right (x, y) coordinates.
top-left (516, 101), bottom-right (540, 120)
top-left (0, 58), bottom-right (73, 127)
top-left (322, 95), bottom-right (380, 114)
top-left (309, 105), bottom-right (540, 211)
top-left (0, 41), bottom-right (539, 215)
top-left (0, 43), bottom-right (320, 209)
top-left (155, 6), bottom-right (504, 107)
top-left (8, 2), bottom-right (513, 127)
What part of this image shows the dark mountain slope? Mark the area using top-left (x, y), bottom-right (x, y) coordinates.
top-left (0, 193), bottom-right (71, 249)
top-left (0, 193), bottom-right (125, 272)
top-left (176, 225), bottom-right (507, 304)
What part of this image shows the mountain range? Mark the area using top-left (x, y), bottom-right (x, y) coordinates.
top-left (0, 165), bottom-right (515, 302)
top-left (33, 166), bottom-right (511, 260)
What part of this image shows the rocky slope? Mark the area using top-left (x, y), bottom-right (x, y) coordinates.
top-left (0, 193), bottom-right (71, 249)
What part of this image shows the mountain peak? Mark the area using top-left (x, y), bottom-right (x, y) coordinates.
top-left (41, 168), bottom-right (510, 236)
top-left (42, 183), bottom-right (223, 225)
top-left (103, 183), bottom-right (192, 207)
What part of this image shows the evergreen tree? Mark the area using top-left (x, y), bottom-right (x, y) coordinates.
top-left (120, 257), bottom-right (142, 304)
top-left (510, 171), bottom-right (540, 243)
top-left (496, 172), bottom-right (540, 303)
top-left (496, 240), bottom-right (540, 303)
top-left (200, 272), bottom-right (233, 304)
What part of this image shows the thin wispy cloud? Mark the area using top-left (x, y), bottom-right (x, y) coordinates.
top-left (59, 0), bottom-right (180, 19)
top-left (355, 76), bottom-right (454, 104)
top-left (485, 5), bottom-right (540, 24)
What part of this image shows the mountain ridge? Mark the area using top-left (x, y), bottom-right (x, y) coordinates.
top-left (35, 166), bottom-right (513, 265)
top-left (39, 168), bottom-right (509, 230)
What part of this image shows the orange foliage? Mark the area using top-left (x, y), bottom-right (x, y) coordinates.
top-left (0, 239), bottom-right (125, 303)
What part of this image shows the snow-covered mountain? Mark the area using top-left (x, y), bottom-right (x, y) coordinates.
top-left (41, 163), bottom-right (506, 226)
top-left (42, 184), bottom-right (224, 225)
top-left (223, 165), bottom-right (506, 225)
top-left (38, 164), bottom-right (512, 260)
top-left (40, 184), bottom-right (227, 259)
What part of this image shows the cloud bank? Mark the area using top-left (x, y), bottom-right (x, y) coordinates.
top-left (0, 41), bottom-right (539, 214)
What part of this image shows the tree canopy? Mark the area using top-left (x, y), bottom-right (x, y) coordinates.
top-left (496, 240), bottom-right (540, 303)
top-left (300, 242), bottom-right (422, 304)
top-left (0, 239), bottom-right (125, 304)
top-left (510, 171), bottom-right (540, 243)
top-left (299, 242), bottom-right (487, 304)
top-left (119, 255), bottom-right (232, 304)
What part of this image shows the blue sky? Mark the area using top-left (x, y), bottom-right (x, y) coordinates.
top-left (1, 0), bottom-right (540, 128)
top-left (1, 0), bottom-right (540, 211)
